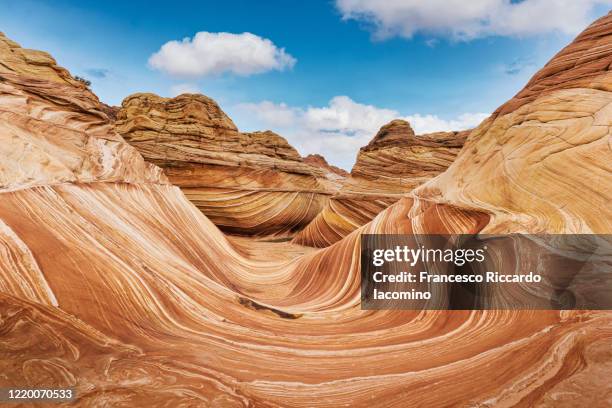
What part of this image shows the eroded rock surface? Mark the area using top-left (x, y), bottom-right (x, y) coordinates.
top-left (304, 153), bottom-right (350, 178)
top-left (293, 120), bottom-right (468, 247)
top-left (0, 12), bottom-right (611, 407)
top-left (115, 93), bottom-right (339, 236)
top-left (0, 32), bottom-right (166, 193)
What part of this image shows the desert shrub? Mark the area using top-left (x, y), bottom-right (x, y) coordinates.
top-left (74, 76), bottom-right (91, 87)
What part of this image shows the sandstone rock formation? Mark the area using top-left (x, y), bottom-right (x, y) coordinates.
top-left (304, 153), bottom-right (349, 178)
top-left (293, 120), bottom-right (468, 247)
top-left (415, 15), bottom-right (612, 234)
top-left (1, 10), bottom-right (611, 407)
top-left (0, 32), bottom-right (166, 192)
top-left (115, 93), bottom-right (340, 236)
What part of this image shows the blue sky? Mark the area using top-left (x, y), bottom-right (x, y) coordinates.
top-left (1, 0), bottom-right (610, 169)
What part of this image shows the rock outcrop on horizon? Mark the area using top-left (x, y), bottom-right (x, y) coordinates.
top-left (0, 11), bottom-right (611, 407)
top-left (293, 119), bottom-right (468, 247)
top-left (115, 93), bottom-right (340, 236)
top-left (304, 153), bottom-right (350, 178)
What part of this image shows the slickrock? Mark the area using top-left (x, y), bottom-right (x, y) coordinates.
top-left (415, 15), bottom-right (612, 234)
top-left (293, 120), bottom-right (468, 247)
top-left (0, 32), bottom-right (166, 192)
top-left (494, 13), bottom-right (612, 117)
top-left (115, 93), bottom-right (339, 236)
top-left (0, 11), bottom-right (611, 408)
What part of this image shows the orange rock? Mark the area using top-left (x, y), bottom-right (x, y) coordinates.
top-left (0, 32), bottom-right (166, 193)
top-left (115, 93), bottom-right (339, 236)
top-left (417, 13), bottom-right (612, 234)
top-left (303, 153), bottom-right (349, 178)
top-left (494, 13), bottom-right (612, 117)
top-left (293, 120), bottom-right (468, 247)
top-left (0, 12), bottom-right (611, 407)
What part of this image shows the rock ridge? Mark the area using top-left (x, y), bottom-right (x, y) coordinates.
top-left (115, 92), bottom-right (343, 236)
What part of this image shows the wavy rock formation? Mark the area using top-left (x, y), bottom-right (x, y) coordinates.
top-left (294, 120), bottom-right (468, 247)
top-left (0, 33), bottom-right (166, 193)
top-left (115, 93), bottom-right (339, 236)
top-left (0, 11), bottom-right (611, 408)
top-left (416, 14), bottom-right (612, 234)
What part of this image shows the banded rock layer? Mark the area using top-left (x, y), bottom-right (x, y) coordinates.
top-left (416, 14), bottom-right (612, 234)
top-left (0, 32), bottom-right (166, 192)
top-left (304, 153), bottom-right (350, 178)
top-left (1, 11), bottom-right (612, 408)
top-left (293, 119), bottom-right (468, 247)
top-left (115, 93), bottom-right (340, 236)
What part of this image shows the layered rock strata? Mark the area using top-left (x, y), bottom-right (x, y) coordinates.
top-left (416, 14), bottom-right (612, 234)
top-left (0, 11), bottom-right (611, 407)
top-left (115, 93), bottom-right (340, 236)
top-left (0, 33), bottom-right (166, 192)
top-left (293, 120), bottom-right (468, 247)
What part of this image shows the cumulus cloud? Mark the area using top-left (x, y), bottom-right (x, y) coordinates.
top-left (236, 96), bottom-right (487, 170)
top-left (170, 83), bottom-right (201, 96)
top-left (149, 32), bottom-right (296, 77)
top-left (404, 112), bottom-right (490, 134)
top-left (335, 0), bottom-right (612, 41)
top-left (303, 96), bottom-right (398, 135)
top-left (238, 100), bottom-right (300, 128)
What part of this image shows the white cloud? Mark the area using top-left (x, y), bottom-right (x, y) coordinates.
top-left (170, 83), bottom-right (201, 96)
top-left (238, 101), bottom-right (300, 128)
top-left (335, 0), bottom-right (612, 41)
top-left (235, 96), bottom-right (487, 170)
top-left (149, 32), bottom-right (296, 77)
top-left (303, 96), bottom-right (397, 135)
top-left (403, 112), bottom-right (489, 134)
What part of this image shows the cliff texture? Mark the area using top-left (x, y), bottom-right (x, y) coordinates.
top-left (293, 120), bottom-right (468, 247)
top-left (416, 13), bottom-right (612, 234)
top-left (115, 93), bottom-right (340, 236)
top-left (0, 32), bottom-right (166, 192)
top-left (0, 11), bottom-right (611, 407)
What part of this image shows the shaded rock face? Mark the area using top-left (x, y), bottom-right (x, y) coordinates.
top-left (115, 93), bottom-right (339, 236)
top-left (362, 119), bottom-right (416, 150)
top-left (352, 120), bottom-right (468, 183)
top-left (0, 12), bottom-right (611, 408)
top-left (293, 120), bottom-right (469, 247)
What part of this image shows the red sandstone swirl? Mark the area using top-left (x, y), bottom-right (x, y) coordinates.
top-left (0, 11), bottom-right (612, 408)
top-left (293, 120), bottom-right (468, 247)
top-left (115, 93), bottom-right (341, 237)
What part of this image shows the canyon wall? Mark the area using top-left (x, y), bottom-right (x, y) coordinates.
top-left (293, 119), bottom-right (468, 247)
top-left (415, 13), bottom-right (612, 234)
top-left (115, 93), bottom-right (341, 236)
top-left (0, 11), bottom-right (611, 407)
